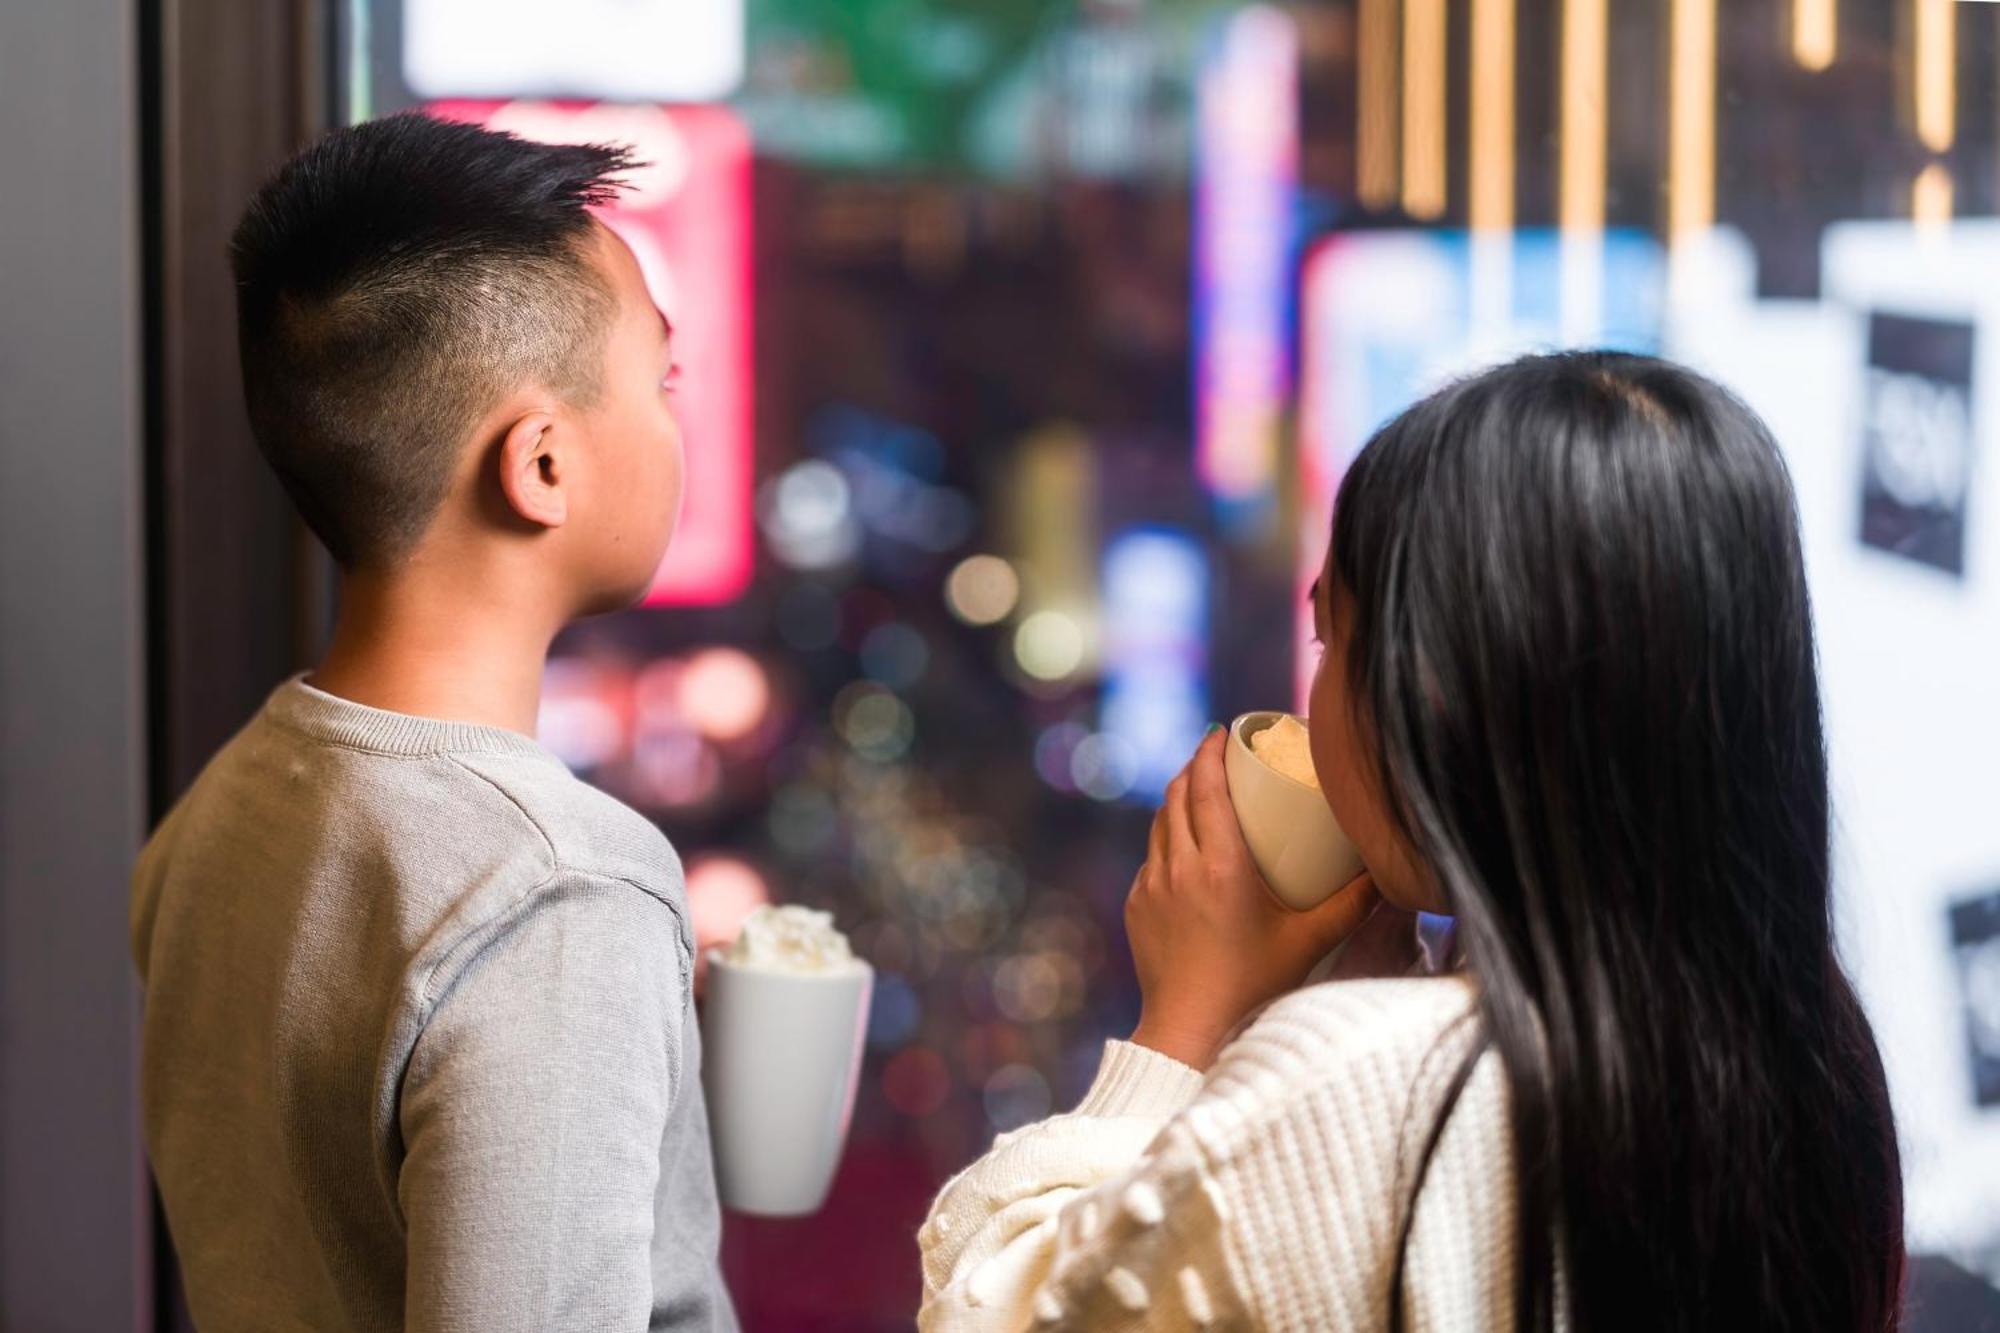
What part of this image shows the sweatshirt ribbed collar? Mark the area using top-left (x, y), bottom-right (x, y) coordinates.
top-left (265, 674), bottom-right (560, 763)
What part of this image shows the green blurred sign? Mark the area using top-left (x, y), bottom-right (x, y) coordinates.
top-left (741, 0), bottom-right (1239, 175)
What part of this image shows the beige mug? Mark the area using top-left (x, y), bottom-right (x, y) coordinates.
top-left (1225, 711), bottom-right (1366, 911)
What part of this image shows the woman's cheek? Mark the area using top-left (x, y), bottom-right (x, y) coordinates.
top-left (1308, 667), bottom-right (1388, 875)
top-left (1305, 658), bottom-right (1347, 800)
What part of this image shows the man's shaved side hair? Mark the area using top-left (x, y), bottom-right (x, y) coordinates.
top-left (231, 113), bottom-right (636, 567)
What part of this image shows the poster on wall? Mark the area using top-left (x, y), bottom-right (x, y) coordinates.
top-left (1859, 312), bottom-right (1977, 579)
top-left (1952, 888), bottom-right (2000, 1110)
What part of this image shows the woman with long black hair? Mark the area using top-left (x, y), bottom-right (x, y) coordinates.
top-left (919, 352), bottom-right (1905, 1331)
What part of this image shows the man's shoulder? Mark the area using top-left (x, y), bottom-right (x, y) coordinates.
top-left (398, 755), bottom-right (694, 1016)
top-left (445, 751), bottom-right (685, 906)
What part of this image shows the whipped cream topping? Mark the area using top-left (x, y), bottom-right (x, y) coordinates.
top-left (721, 905), bottom-right (864, 975)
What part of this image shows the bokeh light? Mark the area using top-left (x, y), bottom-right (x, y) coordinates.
top-left (882, 1046), bottom-right (951, 1118)
top-left (866, 974), bottom-right (922, 1050)
top-left (982, 1063), bottom-right (1052, 1131)
top-left (536, 658), bottom-right (630, 771)
top-left (993, 953), bottom-right (1063, 1023)
top-left (676, 646), bottom-right (771, 741)
top-left (633, 656), bottom-right (683, 720)
top-left (630, 728), bottom-right (721, 809)
top-left (1012, 610), bottom-right (1086, 681)
top-left (1033, 722), bottom-right (1088, 792)
top-left (760, 459), bottom-right (860, 569)
top-left (1070, 732), bottom-right (1138, 802)
top-left (685, 854), bottom-right (772, 967)
top-left (852, 920), bottom-right (913, 974)
top-left (767, 781), bottom-right (840, 857)
top-left (834, 682), bottom-right (916, 762)
top-left (859, 622), bottom-right (930, 689)
top-left (943, 554), bottom-right (1020, 625)
top-left (957, 1020), bottom-right (1030, 1081)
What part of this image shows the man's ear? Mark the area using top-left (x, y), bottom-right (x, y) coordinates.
top-left (496, 410), bottom-right (567, 530)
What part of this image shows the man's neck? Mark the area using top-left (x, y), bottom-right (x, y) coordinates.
top-left (309, 567), bottom-right (563, 737)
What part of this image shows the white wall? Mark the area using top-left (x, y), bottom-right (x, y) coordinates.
top-left (1667, 226), bottom-right (2000, 1258)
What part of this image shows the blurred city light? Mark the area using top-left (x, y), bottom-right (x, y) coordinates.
top-left (405, 0), bottom-right (744, 103)
top-left (536, 658), bottom-right (630, 771)
top-left (1791, 0), bottom-right (1836, 71)
top-left (859, 623), bottom-right (930, 690)
top-left (1915, 164), bottom-right (1955, 233)
top-left (981, 1063), bottom-right (1052, 1131)
top-left (1099, 527), bottom-right (1208, 802)
top-left (685, 854), bottom-right (772, 964)
top-left (943, 554), bottom-right (1020, 626)
top-left (1402, 0), bottom-right (1447, 220)
top-left (677, 647), bottom-right (772, 742)
top-left (1193, 5), bottom-right (1297, 514)
top-left (761, 460), bottom-right (861, 570)
top-left (1666, 0), bottom-right (1715, 244)
top-left (631, 728), bottom-right (722, 809)
top-left (1012, 610), bottom-right (1087, 683)
top-left (1005, 426), bottom-right (1099, 671)
top-left (434, 99), bottom-right (756, 607)
top-left (882, 1047), bottom-right (950, 1118)
top-left (866, 974), bottom-right (923, 1050)
top-left (835, 682), bottom-right (916, 762)
top-left (993, 953), bottom-right (1063, 1023)
top-left (1355, 0), bottom-right (1397, 208)
top-left (1069, 733), bottom-right (1138, 803)
top-left (1033, 722), bottom-right (1088, 794)
top-left (767, 782), bottom-right (840, 858)
top-left (1558, 0), bottom-right (1607, 342)
top-left (1915, 0), bottom-right (1956, 154)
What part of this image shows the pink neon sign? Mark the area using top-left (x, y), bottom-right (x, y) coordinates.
top-left (1193, 7), bottom-right (1298, 507)
top-left (428, 100), bottom-right (755, 607)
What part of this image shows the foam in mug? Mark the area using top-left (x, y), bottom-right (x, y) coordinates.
top-left (1248, 713), bottom-right (1320, 790)
top-left (721, 905), bottom-right (865, 975)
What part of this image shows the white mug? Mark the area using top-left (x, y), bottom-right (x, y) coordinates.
top-left (700, 954), bottom-right (873, 1217)
top-left (1225, 711), bottom-right (1366, 911)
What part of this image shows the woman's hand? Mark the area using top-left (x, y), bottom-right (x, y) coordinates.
top-left (1126, 729), bottom-right (1382, 1070)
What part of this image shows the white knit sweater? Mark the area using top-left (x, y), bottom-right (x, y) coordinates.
top-left (918, 977), bottom-right (1518, 1332)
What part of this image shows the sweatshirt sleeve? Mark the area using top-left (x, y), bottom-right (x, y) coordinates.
top-left (917, 1039), bottom-right (1206, 1330)
top-left (917, 978), bottom-right (1497, 1333)
top-left (398, 872), bottom-right (687, 1333)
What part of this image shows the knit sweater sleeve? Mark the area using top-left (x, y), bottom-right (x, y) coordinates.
top-left (916, 977), bottom-right (1506, 1333)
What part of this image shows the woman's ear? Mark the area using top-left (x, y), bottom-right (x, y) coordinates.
top-left (496, 410), bottom-right (566, 530)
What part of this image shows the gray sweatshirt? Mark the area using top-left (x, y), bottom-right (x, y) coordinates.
top-left (131, 677), bottom-right (736, 1332)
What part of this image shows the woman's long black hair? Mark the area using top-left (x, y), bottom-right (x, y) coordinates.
top-left (1333, 353), bottom-right (1905, 1331)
